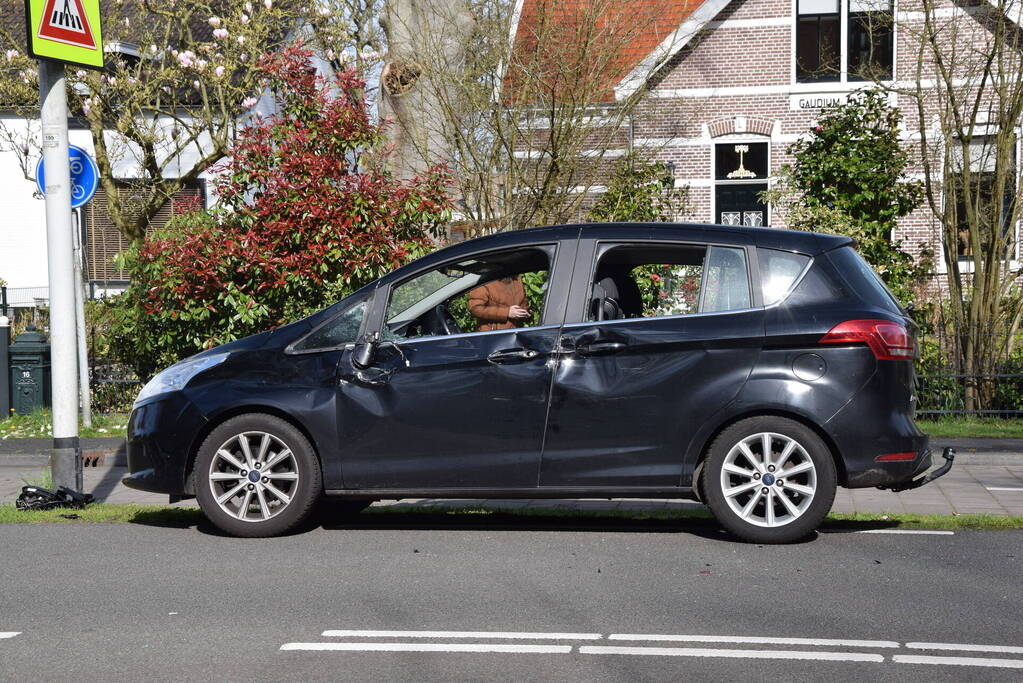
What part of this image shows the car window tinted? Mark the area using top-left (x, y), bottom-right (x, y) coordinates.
top-left (292, 300), bottom-right (366, 351)
top-left (827, 246), bottom-right (903, 313)
top-left (702, 246), bottom-right (752, 312)
top-left (383, 247), bottom-right (552, 340)
top-left (759, 248), bottom-right (811, 305)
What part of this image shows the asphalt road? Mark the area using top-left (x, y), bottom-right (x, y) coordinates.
top-left (1, 514), bottom-right (1021, 682)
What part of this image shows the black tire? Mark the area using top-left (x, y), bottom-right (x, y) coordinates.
top-left (194, 414), bottom-right (322, 537)
top-left (700, 416), bottom-right (836, 544)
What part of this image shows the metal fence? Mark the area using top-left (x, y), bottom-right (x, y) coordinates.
top-left (915, 330), bottom-right (1023, 417)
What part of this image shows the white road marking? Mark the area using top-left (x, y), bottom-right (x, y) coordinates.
top-left (854, 530), bottom-right (954, 535)
top-left (907, 642), bottom-right (1023, 655)
top-left (986, 486), bottom-right (1023, 492)
top-left (579, 646), bottom-right (884, 662)
top-left (894, 654), bottom-right (1023, 669)
top-left (0, 632), bottom-right (20, 639)
top-left (608, 634), bottom-right (898, 648)
top-left (322, 629), bottom-right (601, 640)
top-left (281, 642), bottom-right (572, 654)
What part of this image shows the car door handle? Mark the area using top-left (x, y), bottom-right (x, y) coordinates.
top-left (487, 347), bottom-right (541, 364)
top-left (575, 341), bottom-right (627, 356)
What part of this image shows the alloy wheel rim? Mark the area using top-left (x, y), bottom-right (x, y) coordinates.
top-left (207, 431), bottom-right (300, 523)
top-left (719, 432), bottom-right (817, 528)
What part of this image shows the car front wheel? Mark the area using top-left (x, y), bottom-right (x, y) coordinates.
top-left (701, 417), bottom-right (836, 543)
top-left (195, 414), bottom-right (322, 537)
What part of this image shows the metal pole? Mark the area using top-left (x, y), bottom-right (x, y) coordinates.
top-left (39, 60), bottom-right (81, 491)
top-left (0, 315), bottom-right (9, 420)
top-left (72, 210), bottom-right (91, 428)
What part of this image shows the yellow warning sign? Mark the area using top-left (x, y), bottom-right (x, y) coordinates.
top-left (25, 0), bottom-right (104, 69)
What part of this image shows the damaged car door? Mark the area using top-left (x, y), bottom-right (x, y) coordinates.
top-left (335, 242), bottom-right (574, 490)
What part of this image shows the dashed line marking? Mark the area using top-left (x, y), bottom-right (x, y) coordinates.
top-left (854, 530), bottom-right (954, 535)
top-left (608, 634), bottom-right (899, 648)
top-left (894, 654), bottom-right (1023, 669)
top-left (907, 642), bottom-right (1023, 655)
top-left (282, 642), bottom-right (572, 654)
top-left (0, 632), bottom-right (20, 639)
top-left (322, 629), bottom-right (601, 640)
top-left (986, 486), bottom-right (1023, 492)
top-left (580, 646), bottom-right (884, 662)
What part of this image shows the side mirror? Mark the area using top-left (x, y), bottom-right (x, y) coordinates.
top-left (352, 340), bottom-right (377, 369)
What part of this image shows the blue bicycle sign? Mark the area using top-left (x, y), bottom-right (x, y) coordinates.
top-left (35, 144), bottom-right (100, 209)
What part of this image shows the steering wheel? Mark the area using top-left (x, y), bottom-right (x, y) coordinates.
top-left (434, 304), bottom-right (462, 335)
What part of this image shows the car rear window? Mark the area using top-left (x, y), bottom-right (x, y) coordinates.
top-left (827, 246), bottom-right (904, 314)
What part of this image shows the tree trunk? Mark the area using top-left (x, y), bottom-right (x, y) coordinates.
top-left (379, 0), bottom-right (475, 180)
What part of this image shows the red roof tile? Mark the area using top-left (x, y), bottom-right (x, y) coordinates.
top-left (507, 0), bottom-right (699, 103)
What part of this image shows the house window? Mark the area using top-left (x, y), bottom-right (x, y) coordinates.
top-left (848, 0), bottom-right (894, 81)
top-left (951, 137), bottom-right (1017, 260)
top-left (714, 142), bottom-right (769, 227)
top-left (796, 0), bottom-right (894, 83)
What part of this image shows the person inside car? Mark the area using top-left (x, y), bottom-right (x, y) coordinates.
top-left (468, 275), bottom-right (531, 331)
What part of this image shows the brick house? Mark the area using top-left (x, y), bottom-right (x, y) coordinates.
top-left (510, 0), bottom-right (1019, 276)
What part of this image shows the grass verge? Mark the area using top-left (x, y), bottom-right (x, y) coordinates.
top-left (0, 503), bottom-right (1020, 531)
top-left (919, 417), bottom-right (1023, 438)
top-left (0, 410), bottom-right (129, 440)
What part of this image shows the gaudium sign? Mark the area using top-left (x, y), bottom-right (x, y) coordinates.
top-left (24, 0), bottom-right (104, 70)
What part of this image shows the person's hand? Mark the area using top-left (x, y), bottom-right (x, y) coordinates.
top-left (508, 305), bottom-right (530, 320)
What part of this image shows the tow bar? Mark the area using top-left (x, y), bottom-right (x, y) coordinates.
top-left (878, 447), bottom-right (956, 493)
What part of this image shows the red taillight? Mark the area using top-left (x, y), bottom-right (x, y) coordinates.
top-left (819, 319), bottom-right (916, 360)
top-left (875, 452), bottom-right (917, 462)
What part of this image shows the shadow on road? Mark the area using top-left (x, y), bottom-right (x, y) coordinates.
top-left (126, 504), bottom-right (904, 542)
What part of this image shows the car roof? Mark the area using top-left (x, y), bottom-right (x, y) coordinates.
top-left (381, 222), bottom-right (851, 285)
top-left (460, 222), bottom-right (850, 254)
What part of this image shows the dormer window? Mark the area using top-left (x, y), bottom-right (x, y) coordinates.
top-left (796, 0), bottom-right (894, 83)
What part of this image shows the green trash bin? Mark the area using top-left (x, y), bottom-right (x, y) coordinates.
top-left (9, 325), bottom-right (51, 416)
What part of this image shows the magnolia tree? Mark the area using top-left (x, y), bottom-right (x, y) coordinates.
top-left (0, 0), bottom-right (357, 240)
top-left (109, 47), bottom-right (451, 378)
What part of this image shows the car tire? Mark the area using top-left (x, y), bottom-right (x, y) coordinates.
top-left (701, 416), bottom-right (836, 544)
top-left (195, 414), bottom-right (322, 538)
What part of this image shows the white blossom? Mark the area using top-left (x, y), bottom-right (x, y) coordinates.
top-left (242, 96), bottom-right (258, 108)
top-left (236, 35), bottom-right (246, 46)
top-left (213, 28), bottom-right (229, 40)
top-left (215, 65), bottom-right (225, 77)
top-left (5, 49), bottom-right (18, 62)
top-left (208, 16), bottom-right (221, 27)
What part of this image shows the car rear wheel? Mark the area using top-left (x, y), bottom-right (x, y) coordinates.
top-left (701, 416), bottom-right (836, 543)
top-left (195, 414), bottom-right (322, 538)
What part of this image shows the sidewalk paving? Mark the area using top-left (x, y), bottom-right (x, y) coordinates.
top-left (2, 461), bottom-right (1021, 516)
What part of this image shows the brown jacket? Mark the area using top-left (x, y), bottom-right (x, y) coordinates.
top-left (468, 277), bottom-right (528, 331)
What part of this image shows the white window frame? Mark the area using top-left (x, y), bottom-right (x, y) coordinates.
top-left (710, 135), bottom-right (772, 227)
top-left (791, 0), bottom-right (898, 85)
top-left (935, 127), bottom-right (1022, 274)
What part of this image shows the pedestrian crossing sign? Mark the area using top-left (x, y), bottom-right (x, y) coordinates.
top-left (24, 0), bottom-right (104, 69)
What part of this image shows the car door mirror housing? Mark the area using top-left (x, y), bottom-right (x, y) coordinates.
top-left (352, 340), bottom-right (377, 369)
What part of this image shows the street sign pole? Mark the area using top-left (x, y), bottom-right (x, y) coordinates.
top-left (39, 60), bottom-right (81, 490)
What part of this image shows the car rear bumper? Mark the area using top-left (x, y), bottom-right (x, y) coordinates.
top-left (877, 447), bottom-right (956, 492)
top-left (122, 392), bottom-right (207, 495)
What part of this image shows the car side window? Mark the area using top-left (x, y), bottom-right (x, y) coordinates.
top-left (383, 247), bottom-right (552, 341)
top-left (759, 248), bottom-right (811, 305)
top-left (589, 243), bottom-right (752, 321)
top-left (292, 300), bottom-right (366, 351)
top-left (702, 246), bottom-right (752, 312)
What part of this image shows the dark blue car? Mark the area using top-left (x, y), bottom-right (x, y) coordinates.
top-left (124, 223), bottom-right (952, 542)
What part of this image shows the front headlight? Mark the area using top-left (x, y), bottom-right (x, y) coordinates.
top-left (134, 353), bottom-right (230, 406)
